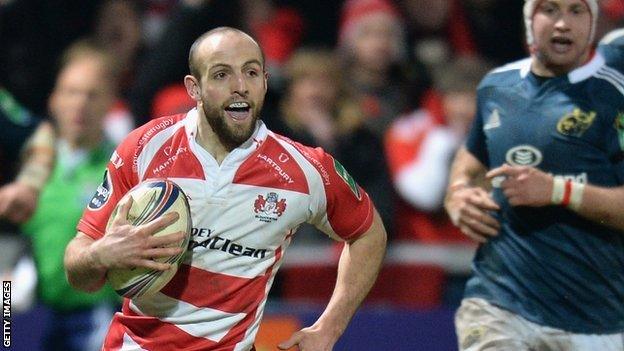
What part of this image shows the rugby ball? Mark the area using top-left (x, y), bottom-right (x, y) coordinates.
top-left (106, 179), bottom-right (192, 299)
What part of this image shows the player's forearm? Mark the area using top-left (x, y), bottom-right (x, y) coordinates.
top-left (64, 232), bottom-right (107, 292)
top-left (570, 184), bottom-right (624, 231)
top-left (446, 146), bottom-right (488, 196)
top-left (314, 211), bottom-right (387, 339)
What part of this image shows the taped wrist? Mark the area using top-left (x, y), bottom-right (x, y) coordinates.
top-left (551, 176), bottom-right (585, 210)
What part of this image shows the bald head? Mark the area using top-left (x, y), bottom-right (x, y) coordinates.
top-left (188, 27), bottom-right (265, 80)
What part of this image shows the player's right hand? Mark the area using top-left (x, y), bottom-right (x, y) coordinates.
top-left (445, 186), bottom-right (500, 243)
top-left (92, 197), bottom-right (185, 271)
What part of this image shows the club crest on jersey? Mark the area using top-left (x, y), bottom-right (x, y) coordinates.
top-left (614, 111), bottom-right (624, 151)
top-left (557, 108), bottom-right (596, 137)
top-left (254, 192), bottom-right (287, 222)
top-left (88, 170), bottom-right (113, 210)
top-left (333, 159), bottom-right (361, 200)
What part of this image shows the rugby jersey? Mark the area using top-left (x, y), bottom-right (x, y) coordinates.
top-left (78, 109), bottom-right (374, 351)
top-left (464, 50), bottom-right (624, 333)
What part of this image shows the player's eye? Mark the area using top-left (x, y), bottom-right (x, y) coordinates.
top-left (540, 3), bottom-right (558, 15)
top-left (213, 72), bottom-right (227, 80)
top-left (570, 5), bottom-right (587, 15)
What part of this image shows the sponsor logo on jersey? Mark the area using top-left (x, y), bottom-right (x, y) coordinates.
top-left (188, 227), bottom-right (268, 258)
top-left (88, 170), bottom-right (113, 210)
top-left (132, 118), bottom-right (175, 172)
top-left (505, 145), bottom-right (543, 167)
top-left (333, 159), bottom-right (361, 200)
top-left (257, 153), bottom-right (295, 184)
top-left (254, 192), bottom-right (287, 222)
top-left (152, 147), bottom-right (188, 175)
top-left (484, 109), bottom-right (501, 130)
top-left (615, 111), bottom-right (624, 151)
top-left (492, 172), bottom-right (586, 188)
top-left (556, 172), bottom-right (587, 183)
top-left (110, 151), bottom-right (124, 169)
top-left (557, 108), bottom-right (596, 137)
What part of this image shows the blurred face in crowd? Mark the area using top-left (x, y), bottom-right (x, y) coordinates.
top-left (49, 56), bottom-right (114, 148)
top-left (351, 13), bottom-right (403, 73)
top-left (187, 30), bottom-right (268, 149)
top-left (531, 0), bottom-right (593, 76)
top-left (289, 73), bottom-right (338, 114)
top-left (401, 0), bottom-right (451, 30)
top-left (95, 0), bottom-right (142, 67)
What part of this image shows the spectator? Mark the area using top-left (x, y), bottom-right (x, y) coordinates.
top-left (0, 87), bottom-right (55, 311)
top-left (0, 0), bottom-right (101, 114)
top-left (21, 39), bottom-right (120, 351)
top-left (337, 0), bottom-right (429, 138)
top-left (268, 48), bottom-right (394, 239)
top-left (93, 0), bottom-right (147, 144)
top-left (384, 57), bottom-right (491, 243)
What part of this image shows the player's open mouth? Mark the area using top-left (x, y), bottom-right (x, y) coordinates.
top-left (551, 37), bottom-right (573, 53)
top-left (225, 102), bottom-right (251, 121)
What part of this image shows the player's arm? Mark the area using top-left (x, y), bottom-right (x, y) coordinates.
top-left (64, 197), bottom-right (185, 292)
top-left (487, 164), bottom-right (624, 231)
top-left (570, 184), bottom-right (624, 231)
top-left (278, 209), bottom-right (386, 351)
top-left (444, 146), bottom-right (500, 243)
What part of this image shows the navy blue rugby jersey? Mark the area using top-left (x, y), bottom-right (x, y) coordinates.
top-left (464, 50), bottom-right (624, 334)
top-left (599, 28), bottom-right (624, 71)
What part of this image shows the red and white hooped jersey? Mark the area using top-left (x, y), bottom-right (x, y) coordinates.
top-left (78, 109), bottom-right (374, 351)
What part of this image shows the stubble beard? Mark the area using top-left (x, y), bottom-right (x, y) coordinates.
top-left (201, 102), bottom-right (260, 150)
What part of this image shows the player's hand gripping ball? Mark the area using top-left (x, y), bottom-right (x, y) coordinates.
top-left (106, 179), bottom-right (192, 299)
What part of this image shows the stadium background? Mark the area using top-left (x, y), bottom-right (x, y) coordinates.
top-left (2, 0), bottom-right (624, 350)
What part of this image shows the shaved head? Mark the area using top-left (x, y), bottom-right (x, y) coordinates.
top-left (188, 27), bottom-right (265, 80)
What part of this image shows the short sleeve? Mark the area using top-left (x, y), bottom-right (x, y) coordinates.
top-left (77, 135), bottom-right (139, 239)
top-left (465, 90), bottom-right (489, 166)
top-left (306, 148), bottom-right (374, 241)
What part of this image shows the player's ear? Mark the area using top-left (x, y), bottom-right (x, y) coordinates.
top-left (184, 75), bottom-right (202, 102)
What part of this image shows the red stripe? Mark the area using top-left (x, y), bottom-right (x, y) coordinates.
top-left (104, 249), bottom-right (285, 350)
top-left (102, 313), bottom-right (129, 351)
top-left (160, 264), bottom-right (269, 313)
top-left (118, 313), bottom-right (219, 351)
top-left (562, 180), bottom-right (572, 207)
top-left (198, 247), bottom-right (284, 349)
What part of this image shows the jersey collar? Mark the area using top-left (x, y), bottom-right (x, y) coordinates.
top-left (182, 108), bottom-right (269, 163)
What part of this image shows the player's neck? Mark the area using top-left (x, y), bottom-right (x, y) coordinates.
top-left (530, 50), bottom-right (591, 78)
top-left (195, 112), bottom-right (230, 165)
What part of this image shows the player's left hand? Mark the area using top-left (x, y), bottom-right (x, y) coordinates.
top-left (486, 164), bottom-right (553, 207)
top-left (0, 181), bottom-right (39, 223)
top-left (278, 325), bottom-right (337, 351)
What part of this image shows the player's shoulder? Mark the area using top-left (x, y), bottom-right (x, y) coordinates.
top-left (269, 131), bottom-right (329, 162)
top-left (599, 28), bottom-right (624, 49)
top-left (116, 113), bottom-right (186, 156)
top-left (267, 130), bottom-right (336, 182)
top-left (478, 57), bottom-right (532, 90)
top-left (598, 28), bottom-right (624, 71)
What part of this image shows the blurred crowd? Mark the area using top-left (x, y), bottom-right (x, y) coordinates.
top-left (1, 0), bottom-right (623, 346)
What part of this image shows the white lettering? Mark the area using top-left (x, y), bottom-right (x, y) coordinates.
top-left (257, 154), bottom-right (295, 184)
